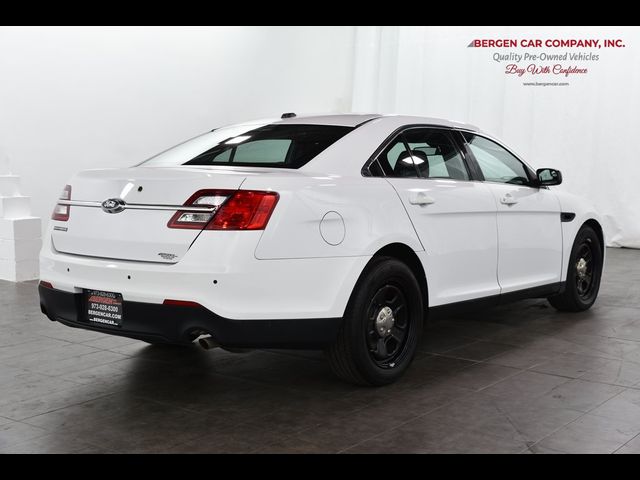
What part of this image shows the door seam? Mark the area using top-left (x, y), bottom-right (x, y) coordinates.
top-left (384, 179), bottom-right (426, 252)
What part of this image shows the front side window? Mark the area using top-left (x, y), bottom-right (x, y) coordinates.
top-left (402, 129), bottom-right (469, 180)
top-left (462, 132), bottom-right (531, 185)
top-left (140, 124), bottom-right (353, 169)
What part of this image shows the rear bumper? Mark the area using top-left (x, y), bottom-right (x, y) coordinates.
top-left (40, 232), bottom-right (370, 321)
top-left (39, 284), bottom-right (342, 348)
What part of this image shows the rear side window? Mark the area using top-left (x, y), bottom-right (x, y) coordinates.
top-left (373, 134), bottom-right (419, 178)
top-left (403, 128), bottom-right (469, 180)
top-left (141, 124), bottom-right (353, 169)
top-left (367, 128), bottom-right (469, 180)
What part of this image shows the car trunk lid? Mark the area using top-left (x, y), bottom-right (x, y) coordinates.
top-left (51, 167), bottom-right (247, 263)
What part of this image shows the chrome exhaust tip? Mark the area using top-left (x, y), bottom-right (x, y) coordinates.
top-left (197, 335), bottom-right (219, 350)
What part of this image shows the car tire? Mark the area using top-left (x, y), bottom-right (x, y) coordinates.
top-left (548, 225), bottom-right (603, 312)
top-left (326, 256), bottom-right (423, 386)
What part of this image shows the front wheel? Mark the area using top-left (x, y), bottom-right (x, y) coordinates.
top-left (548, 225), bottom-right (603, 312)
top-left (326, 257), bottom-right (423, 386)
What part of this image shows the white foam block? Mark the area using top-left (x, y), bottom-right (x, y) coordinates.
top-left (0, 258), bottom-right (39, 282)
top-left (0, 176), bottom-right (20, 196)
top-left (0, 196), bottom-right (31, 219)
top-left (0, 238), bottom-right (41, 261)
top-left (0, 217), bottom-right (41, 240)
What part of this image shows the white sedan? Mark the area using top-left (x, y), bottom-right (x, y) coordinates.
top-left (39, 114), bottom-right (604, 385)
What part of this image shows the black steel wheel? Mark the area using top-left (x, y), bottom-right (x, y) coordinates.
top-left (326, 256), bottom-right (423, 386)
top-left (548, 225), bottom-right (603, 312)
top-left (366, 284), bottom-right (410, 368)
top-left (574, 240), bottom-right (596, 300)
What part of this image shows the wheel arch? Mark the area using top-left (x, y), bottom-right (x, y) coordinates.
top-left (583, 218), bottom-right (605, 254)
top-left (372, 243), bottom-right (429, 308)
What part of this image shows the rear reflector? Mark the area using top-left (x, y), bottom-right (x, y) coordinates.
top-left (168, 189), bottom-right (279, 231)
top-left (163, 299), bottom-right (203, 308)
top-left (51, 185), bottom-right (72, 221)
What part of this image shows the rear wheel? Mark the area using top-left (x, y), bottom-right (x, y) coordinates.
top-left (327, 257), bottom-right (423, 386)
top-left (548, 225), bottom-right (603, 312)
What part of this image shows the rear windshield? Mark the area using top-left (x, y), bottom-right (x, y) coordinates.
top-left (140, 124), bottom-right (353, 169)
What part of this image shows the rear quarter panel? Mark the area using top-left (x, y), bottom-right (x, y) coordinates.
top-left (243, 175), bottom-right (423, 259)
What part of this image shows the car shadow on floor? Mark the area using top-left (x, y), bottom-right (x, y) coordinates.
top-left (18, 294), bottom-right (639, 453)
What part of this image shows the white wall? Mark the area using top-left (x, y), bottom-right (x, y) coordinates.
top-left (2, 26), bottom-right (638, 248)
top-left (352, 26), bottom-right (640, 248)
top-left (0, 26), bottom-right (356, 229)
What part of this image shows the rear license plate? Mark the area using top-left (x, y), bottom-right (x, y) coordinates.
top-left (85, 290), bottom-right (123, 327)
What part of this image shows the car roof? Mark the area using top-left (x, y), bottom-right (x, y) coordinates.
top-left (217, 114), bottom-right (479, 131)
top-left (270, 114), bottom-right (381, 127)
top-left (270, 113), bottom-right (479, 131)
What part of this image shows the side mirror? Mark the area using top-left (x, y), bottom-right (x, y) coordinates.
top-left (535, 168), bottom-right (562, 186)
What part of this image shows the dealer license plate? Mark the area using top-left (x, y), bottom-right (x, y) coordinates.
top-left (85, 289), bottom-right (123, 327)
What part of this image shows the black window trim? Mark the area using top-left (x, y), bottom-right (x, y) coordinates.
top-left (361, 124), bottom-right (476, 182)
top-left (455, 129), bottom-right (538, 188)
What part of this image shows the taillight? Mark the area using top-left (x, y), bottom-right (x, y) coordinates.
top-left (208, 191), bottom-right (279, 230)
top-left (167, 189), bottom-right (233, 229)
top-left (168, 189), bottom-right (279, 231)
top-left (51, 185), bottom-right (71, 221)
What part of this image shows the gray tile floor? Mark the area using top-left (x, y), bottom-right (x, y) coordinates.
top-left (1, 247), bottom-right (639, 453)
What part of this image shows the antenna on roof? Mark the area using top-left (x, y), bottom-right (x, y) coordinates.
top-left (281, 112), bottom-right (296, 119)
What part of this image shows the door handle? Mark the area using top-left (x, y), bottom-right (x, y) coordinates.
top-left (409, 192), bottom-right (436, 206)
top-left (500, 193), bottom-right (518, 205)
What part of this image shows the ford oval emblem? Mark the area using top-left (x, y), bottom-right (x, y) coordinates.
top-left (101, 198), bottom-right (126, 214)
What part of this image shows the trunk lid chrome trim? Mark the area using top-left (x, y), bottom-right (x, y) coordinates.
top-left (57, 200), bottom-right (217, 212)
